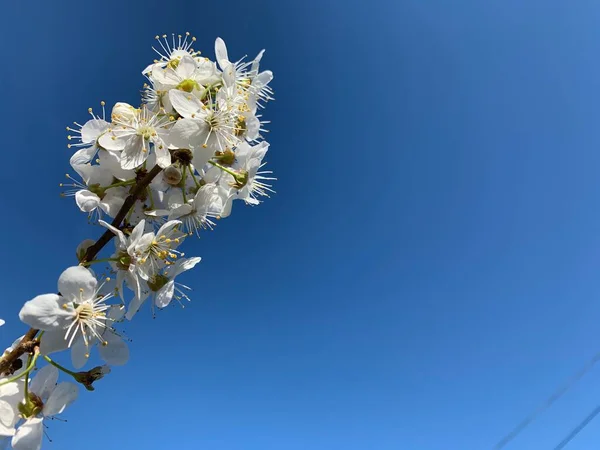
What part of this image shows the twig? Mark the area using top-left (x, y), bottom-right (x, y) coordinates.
top-left (0, 329), bottom-right (38, 375)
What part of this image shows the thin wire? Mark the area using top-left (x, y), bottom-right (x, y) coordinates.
top-left (493, 352), bottom-right (600, 449)
top-left (553, 404), bottom-right (600, 450)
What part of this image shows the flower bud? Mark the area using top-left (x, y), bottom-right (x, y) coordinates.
top-left (111, 102), bottom-right (137, 122)
top-left (116, 251), bottom-right (132, 271)
top-left (76, 239), bottom-right (96, 262)
top-left (232, 170), bottom-right (249, 189)
top-left (163, 165), bottom-right (183, 186)
top-left (172, 148), bottom-right (193, 165)
top-left (74, 365), bottom-right (111, 391)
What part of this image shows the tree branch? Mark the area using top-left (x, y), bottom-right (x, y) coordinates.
top-left (81, 164), bottom-right (164, 263)
top-left (0, 164), bottom-right (163, 375)
top-left (0, 329), bottom-right (38, 376)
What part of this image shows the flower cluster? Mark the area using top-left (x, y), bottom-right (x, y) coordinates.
top-left (0, 33), bottom-right (274, 449)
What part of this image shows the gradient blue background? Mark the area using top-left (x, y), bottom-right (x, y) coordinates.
top-left (1, 0), bottom-right (600, 449)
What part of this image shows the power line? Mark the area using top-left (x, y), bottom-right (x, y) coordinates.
top-left (493, 351), bottom-right (600, 449)
top-left (553, 404), bottom-right (600, 450)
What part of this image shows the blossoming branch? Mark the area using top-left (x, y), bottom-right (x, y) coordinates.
top-left (0, 33), bottom-right (275, 450)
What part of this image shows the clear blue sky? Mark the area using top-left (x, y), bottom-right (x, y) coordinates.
top-left (2, 0), bottom-right (600, 449)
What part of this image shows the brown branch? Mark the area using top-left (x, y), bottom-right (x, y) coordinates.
top-left (81, 164), bottom-right (164, 263)
top-left (0, 329), bottom-right (38, 375)
top-left (0, 164), bottom-right (163, 375)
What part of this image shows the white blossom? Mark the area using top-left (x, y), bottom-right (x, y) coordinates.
top-left (61, 163), bottom-right (127, 221)
top-left (19, 266), bottom-right (116, 355)
top-left (134, 220), bottom-right (186, 281)
top-left (67, 103), bottom-right (110, 166)
top-left (98, 219), bottom-right (148, 307)
top-left (168, 88), bottom-right (236, 160)
top-left (148, 256), bottom-right (201, 309)
top-left (99, 103), bottom-right (173, 170)
top-left (168, 183), bottom-right (223, 236)
top-left (69, 305), bottom-right (129, 369)
top-left (142, 32), bottom-right (199, 75)
top-left (219, 141), bottom-right (275, 216)
top-left (11, 366), bottom-right (77, 450)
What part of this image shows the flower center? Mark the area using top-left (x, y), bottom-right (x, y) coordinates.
top-left (147, 274), bottom-right (169, 292)
top-left (206, 113), bottom-right (221, 130)
top-left (177, 79), bottom-right (198, 93)
top-left (19, 393), bottom-right (44, 418)
top-left (116, 251), bottom-right (132, 270)
top-left (167, 58), bottom-right (180, 69)
top-left (76, 303), bottom-right (94, 321)
top-left (137, 126), bottom-right (155, 140)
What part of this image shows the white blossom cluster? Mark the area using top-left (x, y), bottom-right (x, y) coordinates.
top-left (0, 34), bottom-right (274, 450)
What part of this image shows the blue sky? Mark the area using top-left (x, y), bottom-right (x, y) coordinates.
top-left (2, 0), bottom-right (600, 449)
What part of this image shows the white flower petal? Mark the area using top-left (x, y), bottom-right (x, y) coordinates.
top-left (29, 365), bottom-right (58, 400)
top-left (254, 70), bottom-right (273, 88)
top-left (115, 271), bottom-right (126, 303)
top-left (220, 193), bottom-right (234, 218)
top-left (156, 220), bottom-right (182, 237)
top-left (191, 144), bottom-right (215, 170)
top-left (168, 204), bottom-right (192, 220)
top-left (81, 119), bottom-right (109, 143)
top-left (121, 136), bottom-right (147, 170)
top-left (99, 220), bottom-right (127, 249)
top-left (128, 220), bottom-right (146, 249)
top-left (88, 166), bottom-right (115, 187)
top-left (98, 149), bottom-right (135, 181)
top-left (168, 90), bottom-right (203, 118)
top-left (98, 332), bottom-right (129, 366)
top-left (251, 50), bottom-right (265, 74)
top-left (19, 294), bottom-right (73, 331)
top-left (155, 281), bottom-right (175, 308)
top-left (57, 266), bottom-right (97, 303)
top-left (0, 383), bottom-right (20, 399)
top-left (214, 37), bottom-right (230, 70)
top-left (42, 382), bottom-right (78, 417)
top-left (177, 55), bottom-right (197, 79)
top-left (200, 165), bottom-right (221, 184)
top-left (75, 190), bottom-right (100, 213)
top-left (98, 132), bottom-right (126, 151)
top-left (11, 418), bottom-right (43, 450)
top-left (69, 146), bottom-right (97, 166)
top-left (39, 330), bottom-right (69, 356)
top-left (125, 289), bottom-right (149, 320)
top-left (0, 421), bottom-right (15, 438)
top-left (99, 187), bottom-right (127, 218)
top-left (154, 138), bottom-right (171, 168)
top-left (70, 338), bottom-right (89, 370)
top-left (222, 63), bottom-right (236, 88)
top-left (245, 116), bottom-right (260, 141)
top-left (0, 401), bottom-right (14, 428)
top-left (107, 305), bottom-right (125, 322)
top-left (171, 256), bottom-right (202, 278)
